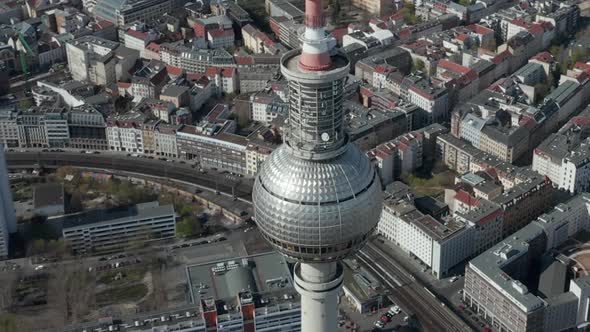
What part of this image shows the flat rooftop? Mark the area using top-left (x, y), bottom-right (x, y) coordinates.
top-left (53, 201), bottom-right (175, 229)
top-left (186, 252), bottom-right (298, 310)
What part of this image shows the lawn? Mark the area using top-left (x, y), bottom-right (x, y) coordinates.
top-left (95, 283), bottom-right (148, 305)
top-left (401, 171), bottom-right (455, 197)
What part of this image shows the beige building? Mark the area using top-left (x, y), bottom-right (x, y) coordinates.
top-left (141, 120), bottom-right (157, 155)
top-left (351, 0), bottom-right (394, 16)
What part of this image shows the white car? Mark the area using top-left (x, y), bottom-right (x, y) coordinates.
top-left (34, 265), bottom-right (44, 271)
top-left (374, 321), bottom-right (384, 328)
top-left (449, 276), bottom-right (459, 283)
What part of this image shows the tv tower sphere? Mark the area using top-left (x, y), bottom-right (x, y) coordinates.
top-left (252, 0), bottom-right (382, 330)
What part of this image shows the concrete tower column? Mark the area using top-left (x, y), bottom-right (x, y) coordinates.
top-left (294, 262), bottom-right (344, 332)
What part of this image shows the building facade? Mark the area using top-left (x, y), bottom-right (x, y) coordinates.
top-left (59, 201), bottom-right (175, 253)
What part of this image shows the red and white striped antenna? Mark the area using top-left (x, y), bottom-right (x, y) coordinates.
top-left (299, 0), bottom-right (332, 71)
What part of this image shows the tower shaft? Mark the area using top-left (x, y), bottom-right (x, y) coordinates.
top-left (294, 262), bottom-right (344, 332)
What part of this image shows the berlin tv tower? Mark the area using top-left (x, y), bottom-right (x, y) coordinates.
top-left (252, 0), bottom-right (383, 330)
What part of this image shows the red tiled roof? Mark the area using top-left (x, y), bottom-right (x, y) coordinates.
top-left (455, 190), bottom-right (479, 207)
top-left (205, 66), bottom-right (236, 78)
top-left (467, 24), bottom-right (494, 35)
top-left (438, 59), bottom-right (471, 75)
top-left (531, 51), bottom-right (553, 63)
top-left (96, 20), bottom-right (114, 30)
top-left (409, 85), bottom-right (434, 101)
top-left (574, 62), bottom-right (590, 74)
top-left (166, 65), bottom-right (183, 77)
top-left (570, 116), bottom-right (590, 127)
top-left (403, 39), bottom-right (429, 50)
top-left (186, 72), bottom-right (207, 82)
top-left (117, 81), bottom-right (131, 88)
top-left (455, 33), bottom-right (469, 42)
top-left (235, 56), bottom-right (254, 65)
top-left (491, 50), bottom-right (512, 64)
top-left (478, 209), bottom-right (502, 226)
top-left (528, 23), bottom-right (544, 36)
top-left (539, 20), bottom-right (554, 31)
top-left (511, 18), bottom-right (528, 28)
top-left (146, 42), bottom-right (160, 53)
top-left (374, 64), bottom-right (395, 75)
top-left (208, 28), bottom-right (234, 39)
top-left (398, 28), bottom-right (411, 39)
top-left (126, 29), bottom-right (148, 40)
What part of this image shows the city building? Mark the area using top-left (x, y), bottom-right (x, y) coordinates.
top-left (154, 123), bottom-right (178, 159)
top-left (131, 60), bottom-right (169, 101)
top-left (367, 131), bottom-right (423, 186)
top-left (93, 0), bottom-right (174, 26)
top-left (58, 201), bottom-right (175, 253)
top-left (345, 104), bottom-right (408, 151)
top-left (341, 258), bottom-right (387, 313)
top-left (533, 108), bottom-right (590, 194)
top-left (187, 252), bottom-right (300, 331)
top-left (245, 126), bottom-right (279, 177)
top-left (464, 193), bottom-right (590, 332)
top-left (68, 105), bottom-right (108, 150)
top-left (176, 105), bottom-right (247, 175)
top-left (249, 91), bottom-right (288, 125)
top-left (0, 146), bottom-right (16, 259)
top-left (66, 36), bottom-right (138, 86)
top-left (106, 112), bottom-right (145, 153)
top-left (160, 85), bottom-right (190, 109)
top-left (377, 182), bottom-right (474, 279)
top-left (0, 110), bottom-right (20, 148)
top-left (350, 0), bottom-right (395, 16)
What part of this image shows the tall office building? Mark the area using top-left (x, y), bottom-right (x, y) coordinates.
top-left (251, 0), bottom-right (382, 330)
top-left (0, 145), bottom-right (16, 259)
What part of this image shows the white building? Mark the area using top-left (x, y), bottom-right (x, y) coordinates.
top-left (206, 67), bottom-right (238, 95)
top-left (59, 201), bottom-right (175, 253)
top-left (407, 81), bottom-right (449, 123)
top-left (106, 112), bottom-right (145, 153)
top-left (532, 112), bottom-right (590, 194)
top-left (124, 27), bottom-right (158, 53)
top-left (66, 36), bottom-right (119, 85)
top-left (0, 110), bottom-right (21, 148)
top-left (154, 124), bottom-right (178, 158)
top-left (189, 80), bottom-right (213, 112)
top-left (377, 187), bottom-right (474, 279)
top-left (249, 91), bottom-right (287, 125)
top-left (0, 146), bottom-right (16, 259)
top-left (367, 131), bottom-right (424, 186)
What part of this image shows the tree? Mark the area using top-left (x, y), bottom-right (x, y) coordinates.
top-left (176, 217), bottom-right (201, 238)
top-left (401, 3), bottom-right (421, 25)
top-left (30, 239), bottom-right (47, 256)
top-left (571, 48), bottom-right (589, 67)
top-left (413, 59), bottom-right (425, 73)
top-left (0, 314), bottom-right (18, 332)
top-left (459, 0), bottom-right (472, 6)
